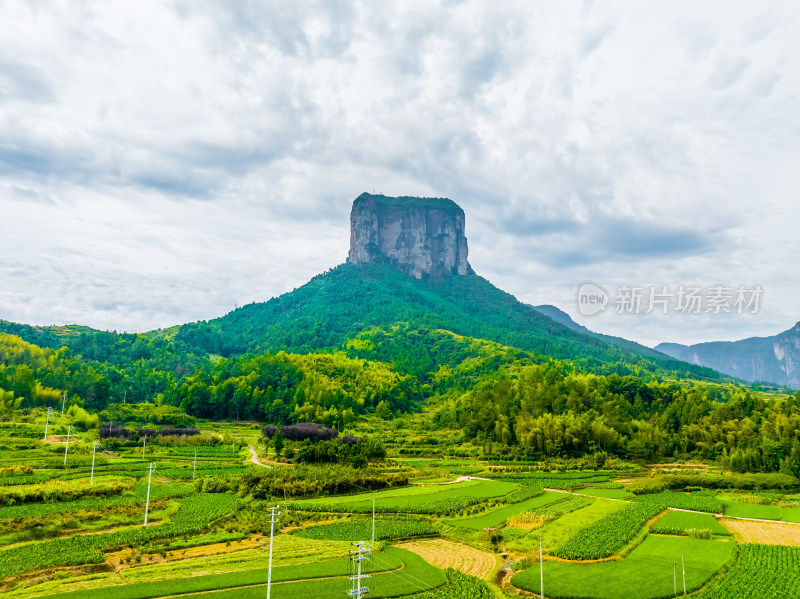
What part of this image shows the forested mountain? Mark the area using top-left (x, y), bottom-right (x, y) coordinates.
top-left (657, 321), bottom-right (800, 387)
top-left (2, 194), bottom-right (797, 476)
top-left (175, 263), bottom-right (718, 382)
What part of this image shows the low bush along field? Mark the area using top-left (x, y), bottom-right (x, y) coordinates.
top-left (723, 500), bottom-right (783, 520)
top-left (695, 544), bottom-right (800, 598)
top-left (650, 510), bottom-right (732, 537)
top-left (512, 535), bottom-right (735, 599)
top-left (443, 490), bottom-right (569, 530)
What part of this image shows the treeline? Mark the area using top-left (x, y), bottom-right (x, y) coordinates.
top-left (176, 350), bottom-right (419, 423)
top-left (432, 363), bottom-right (800, 476)
top-left (0, 331), bottom-right (418, 426)
top-left (195, 463), bottom-right (408, 498)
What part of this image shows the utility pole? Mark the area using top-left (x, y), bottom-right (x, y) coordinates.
top-left (61, 392), bottom-right (66, 416)
top-left (266, 505), bottom-right (282, 599)
top-left (90, 440), bottom-right (97, 485)
top-left (44, 407), bottom-right (52, 439)
top-left (372, 492), bottom-right (376, 544)
top-left (673, 563), bottom-right (677, 596)
top-left (348, 541), bottom-right (371, 599)
top-left (540, 535), bottom-right (544, 599)
top-left (192, 448), bottom-right (197, 479)
top-left (63, 424), bottom-right (71, 465)
top-left (142, 435), bottom-right (146, 460)
top-left (682, 555), bottom-right (686, 596)
top-left (144, 462), bottom-right (156, 525)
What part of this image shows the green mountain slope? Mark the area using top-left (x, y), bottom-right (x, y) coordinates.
top-left (175, 263), bottom-right (719, 381)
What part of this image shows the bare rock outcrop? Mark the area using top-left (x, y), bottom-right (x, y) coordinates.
top-left (347, 193), bottom-right (470, 279)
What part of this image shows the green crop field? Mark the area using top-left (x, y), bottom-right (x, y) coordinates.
top-left (443, 490), bottom-right (569, 530)
top-left (782, 507), bottom-right (800, 523)
top-left (650, 510), bottom-right (731, 536)
top-left (295, 518), bottom-right (438, 541)
top-left (554, 501), bottom-right (665, 560)
top-left (505, 496), bottom-right (621, 555)
top-left (512, 535), bottom-right (735, 599)
top-left (576, 488), bottom-right (633, 500)
top-left (288, 479), bottom-right (518, 515)
top-left (723, 500), bottom-right (782, 520)
top-left (695, 544), bottom-right (800, 598)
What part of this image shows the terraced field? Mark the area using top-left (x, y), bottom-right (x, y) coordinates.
top-left (397, 539), bottom-right (497, 579)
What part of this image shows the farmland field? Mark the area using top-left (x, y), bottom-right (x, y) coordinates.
top-left (650, 510), bottom-right (731, 536)
top-left (2, 411), bottom-right (800, 599)
top-left (575, 488), bottom-right (633, 500)
top-left (720, 518), bottom-right (800, 546)
top-left (288, 479), bottom-right (518, 514)
top-left (695, 544), bottom-right (800, 598)
top-left (723, 500), bottom-right (782, 520)
top-left (505, 496), bottom-right (623, 555)
top-left (512, 535), bottom-right (735, 599)
top-left (442, 490), bottom-right (568, 530)
top-left (397, 539), bottom-right (497, 579)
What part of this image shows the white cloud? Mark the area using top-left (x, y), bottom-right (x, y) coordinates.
top-left (1, 0), bottom-right (799, 347)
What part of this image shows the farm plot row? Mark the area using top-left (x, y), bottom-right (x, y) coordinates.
top-left (288, 480), bottom-right (518, 516)
top-left (650, 510), bottom-right (732, 537)
top-left (0, 490), bottom-right (238, 578)
top-left (443, 490), bottom-right (569, 530)
top-left (513, 535), bottom-right (735, 599)
top-left (46, 546), bottom-right (444, 599)
top-left (553, 501), bottom-right (664, 560)
top-left (295, 518), bottom-right (438, 541)
top-left (696, 544), bottom-right (800, 598)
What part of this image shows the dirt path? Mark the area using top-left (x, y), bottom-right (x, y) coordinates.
top-left (245, 445), bottom-right (271, 469)
top-left (396, 539), bottom-right (497, 580)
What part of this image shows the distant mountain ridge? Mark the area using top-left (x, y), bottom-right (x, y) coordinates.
top-left (656, 322), bottom-right (800, 387)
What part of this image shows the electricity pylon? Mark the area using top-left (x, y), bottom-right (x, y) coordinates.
top-left (348, 541), bottom-right (371, 599)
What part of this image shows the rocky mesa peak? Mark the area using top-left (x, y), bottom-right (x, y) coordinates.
top-left (347, 192), bottom-right (470, 279)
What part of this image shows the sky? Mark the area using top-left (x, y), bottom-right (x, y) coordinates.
top-left (1, 0), bottom-right (799, 347)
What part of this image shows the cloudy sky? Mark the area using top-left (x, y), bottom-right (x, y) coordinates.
top-left (1, 0), bottom-right (798, 347)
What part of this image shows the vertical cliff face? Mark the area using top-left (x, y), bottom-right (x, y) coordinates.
top-left (348, 193), bottom-right (470, 279)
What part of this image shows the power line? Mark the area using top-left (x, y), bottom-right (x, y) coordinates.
top-left (368, 553), bottom-right (440, 597)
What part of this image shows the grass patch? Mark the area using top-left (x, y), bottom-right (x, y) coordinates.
top-left (782, 507), bottom-right (800, 523)
top-left (512, 535), bottom-right (734, 599)
top-left (723, 501), bottom-right (782, 520)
